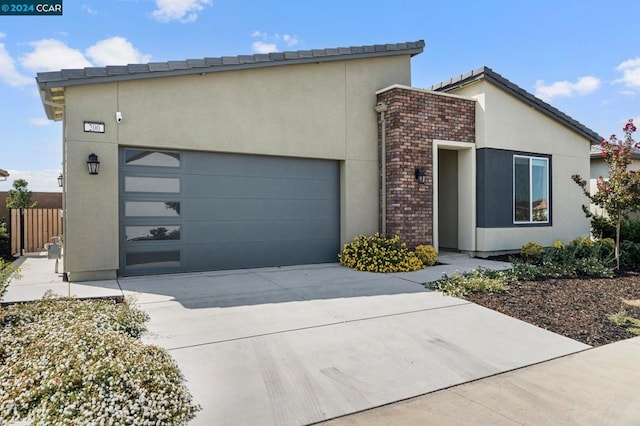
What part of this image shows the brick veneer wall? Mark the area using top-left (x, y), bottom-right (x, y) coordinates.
top-left (376, 88), bottom-right (475, 248)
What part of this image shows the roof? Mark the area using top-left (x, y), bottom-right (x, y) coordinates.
top-left (37, 40), bottom-right (424, 121)
top-left (0, 169), bottom-right (8, 181)
top-left (430, 66), bottom-right (602, 144)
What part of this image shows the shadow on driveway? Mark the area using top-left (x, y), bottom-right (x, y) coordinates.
top-left (117, 263), bottom-right (430, 309)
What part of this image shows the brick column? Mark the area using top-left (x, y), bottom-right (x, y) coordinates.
top-left (376, 88), bottom-right (475, 248)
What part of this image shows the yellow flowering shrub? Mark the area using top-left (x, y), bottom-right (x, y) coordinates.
top-left (570, 236), bottom-right (593, 247)
top-left (414, 245), bottom-right (438, 266)
top-left (520, 242), bottom-right (543, 262)
top-left (552, 240), bottom-right (565, 249)
top-left (599, 238), bottom-right (615, 248)
top-left (338, 233), bottom-right (424, 272)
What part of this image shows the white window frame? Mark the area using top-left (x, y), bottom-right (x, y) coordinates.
top-left (513, 155), bottom-right (550, 224)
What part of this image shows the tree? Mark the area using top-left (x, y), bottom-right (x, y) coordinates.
top-left (571, 119), bottom-right (640, 269)
top-left (5, 179), bottom-right (37, 209)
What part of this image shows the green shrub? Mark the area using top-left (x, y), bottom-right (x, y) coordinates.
top-left (620, 240), bottom-right (640, 268)
top-left (574, 257), bottom-right (614, 278)
top-left (591, 216), bottom-right (640, 243)
top-left (414, 245), bottom-right (438, 266)
top-left (0, 259), bottom-right (19, 301)
top-left (520, 242), bottom-right (543, 263)
top-left (0, 233), bottom-right (11, 262)
top-left (511, 237), bottom-right (615, 280)
top-left (569, 236), bottom-right (596, 259)
top-left (428, 268), bottom-right (513, 298)
top-left (0, 295), bottom-right (200, 425)
top-left (339, 233), bottom-right (424, 272)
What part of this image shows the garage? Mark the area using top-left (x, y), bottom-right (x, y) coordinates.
top-left (119, 148), bottom-right (340, 276)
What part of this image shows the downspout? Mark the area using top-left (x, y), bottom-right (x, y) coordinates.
top-left (375, 102), bottom-right (388, 236)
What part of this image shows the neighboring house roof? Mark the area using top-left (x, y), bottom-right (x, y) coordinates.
top-left (0, 169), bottom-right (8, 181)
top-left (36, 40), bottom-right (425, 121)
top-left (590, 144), bottom-right (640, 160)
top-left (430, 66), bottom-right (602, 145)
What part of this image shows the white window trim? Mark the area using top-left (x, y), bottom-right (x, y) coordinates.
top-left (513, 155), bottom-right (550, 224)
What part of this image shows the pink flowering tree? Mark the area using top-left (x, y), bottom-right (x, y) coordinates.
top-left (572, 119), bottom-right (640, 269)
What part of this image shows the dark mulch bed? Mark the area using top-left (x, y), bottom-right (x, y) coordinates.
top-left (465, 273), bottom-right (640, 347)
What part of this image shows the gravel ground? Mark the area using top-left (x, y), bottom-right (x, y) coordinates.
top-left (465, 273), bottom-right (640, 347)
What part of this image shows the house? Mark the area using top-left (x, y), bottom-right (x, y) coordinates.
top-left (36, 41), bottom-right (599, 281)
top-left (375, 67), bottom-right (599, 255)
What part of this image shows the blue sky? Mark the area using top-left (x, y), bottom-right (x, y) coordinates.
top-left (1, 0), bottom-right (638, 191)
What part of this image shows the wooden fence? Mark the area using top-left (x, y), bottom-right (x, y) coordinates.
top-left (10, 208), bottom-right (62, 255)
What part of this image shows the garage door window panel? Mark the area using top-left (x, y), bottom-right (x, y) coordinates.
top-left (125, 149), bottom-right (181, 167)
top-left (126, 251), bottom-right (181, 269)
top-left (125, 176), bottom-right (180, 193)
top-left (125, 225), bottom-right (181, 242)
top-left (125, 201), bottom-right (181, 217)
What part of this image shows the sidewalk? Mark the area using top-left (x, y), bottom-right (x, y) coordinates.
top-left (320, 336), bottom-right (640, 425)
top-left (2, 253), bottom-right (122, 304)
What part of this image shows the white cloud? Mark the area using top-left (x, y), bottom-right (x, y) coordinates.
top-left (17, 37), bottom-right (150, 75)
top-left (251, 31), bottom-right (300, 53)
top-left (30, 117), bottom-right (51, 126)
top-left (0, 170), bottom-right (62, 192)
top-left (82, 5), bottom-right (98, 15)
top-left (252, 41), bottom-right (278, 54)
top-left (615, 57), bottom-right (640, 90)
top-left (535, 76), bottom-right (600, 101)
top-left (282, 34), bottom-right (299, 47)
top-left (20, 39), bottom-right (92, 72)
top-left (85, 37), bottom-right (151, 66)
top-left (151, 0), bottom-right (212, 23)
top-left (0, 41), bottom-right (32, 86)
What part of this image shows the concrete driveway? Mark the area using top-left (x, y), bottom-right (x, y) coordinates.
top-left (113, 256), bottom-right (589, 425)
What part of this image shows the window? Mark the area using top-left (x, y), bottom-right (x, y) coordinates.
top-left (514, 155), bottom-right (549, 223)
top-left (125, 225), bottom-right (180, 242)
top-left (126, 251), bottom-right (181, 268)
top-left (125, 176), bottom-right (180, 193)
top-left (124, 201), bottom-right (180, 217)
top-left (125, 150), bottom-right (180, 167)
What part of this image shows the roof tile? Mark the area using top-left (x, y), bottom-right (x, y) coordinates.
top-left (36, 40), bottom-right (425, 87)
top-left (148, 62), bottom-right (170, 72)
top-left (186, 59), bottom-right (206, 68)
top-left (106, 66), bottom-right (130, 75)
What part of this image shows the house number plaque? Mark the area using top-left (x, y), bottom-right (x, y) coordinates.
top-left (84, 121), bottom-right (105, 133)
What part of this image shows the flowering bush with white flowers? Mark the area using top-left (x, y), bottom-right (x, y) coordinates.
top-left (0, 293), bottom-right (200, 425)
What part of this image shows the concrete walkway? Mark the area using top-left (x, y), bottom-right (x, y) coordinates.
top-left (321, 336), bottom-right (640, 425)
top-left (4, 253), bottom-right (620, 425)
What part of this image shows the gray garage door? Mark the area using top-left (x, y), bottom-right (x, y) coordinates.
top-left (119, 148), bottom-right (340, 276)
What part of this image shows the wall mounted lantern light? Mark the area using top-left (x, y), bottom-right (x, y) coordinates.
top-left (415, 167), bottom-right (427, 184)
top-left (87, 153), bottom-right (100, 175)
top-left (57, 173), bottom-right (63, 187)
